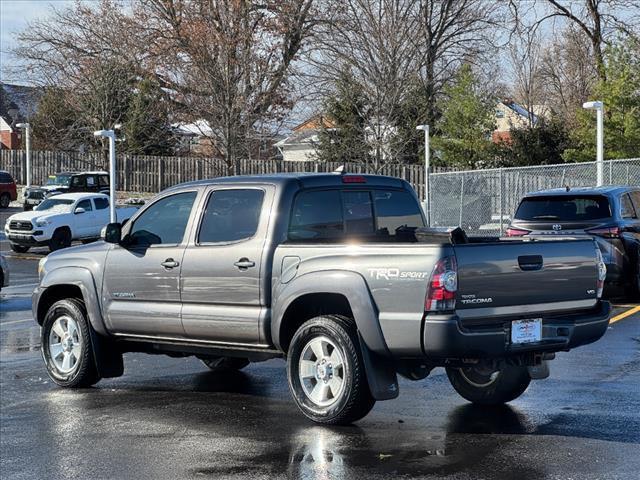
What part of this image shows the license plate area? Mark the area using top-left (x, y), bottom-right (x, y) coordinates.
top-left (511, 318), bottom-right (542, 344)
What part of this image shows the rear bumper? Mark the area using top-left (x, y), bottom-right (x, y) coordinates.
top-left (422, 301), bottom-right (611, 358)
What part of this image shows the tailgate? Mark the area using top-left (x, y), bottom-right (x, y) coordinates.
top-left (454, 239), bottom-right (599, 321)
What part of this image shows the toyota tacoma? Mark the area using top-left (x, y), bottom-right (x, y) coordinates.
top-left (33, 173), bottom-right (611, 424)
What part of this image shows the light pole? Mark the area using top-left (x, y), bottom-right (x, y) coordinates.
top-left (15, 122), bottom-right (31, 188)
top-left (93, 128), bottom-right (118, 223)
top-left (582, 101), bottom-right (604, 186)
top-left (416, 124), bottom-right (430, 226)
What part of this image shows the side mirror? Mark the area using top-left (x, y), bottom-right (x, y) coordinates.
top-left (102, 222), bottom-right (122, 244)
top-left (74, 207), bottom-right (86, 214)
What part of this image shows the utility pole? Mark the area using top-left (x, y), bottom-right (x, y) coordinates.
top-left (16, 123), bottom-right (31, 188)
top-left (416, 124), bottom-right (430, 226)
top-left (582, 101), bottom-right (604, 186)
top-left (93, 129), bottom-right (117, 223)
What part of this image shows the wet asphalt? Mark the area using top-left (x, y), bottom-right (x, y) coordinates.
top-left (1, 207), bottom-right (639, 480)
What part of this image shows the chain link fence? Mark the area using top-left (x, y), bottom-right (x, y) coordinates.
top-left (429, 158), bottom-right (640, 236)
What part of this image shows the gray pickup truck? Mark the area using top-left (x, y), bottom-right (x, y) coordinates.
top-left (33, 173), bottom-right (611, 424)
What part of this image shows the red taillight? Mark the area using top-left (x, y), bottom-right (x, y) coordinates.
top-left (425, 256), bottom-right (457, 312)
top-left (587, 226), bottom-right (620, 238)
top-left (506, 227), bottom-right (530, 237)
top-left (342, 175), bottom-right (367, 183)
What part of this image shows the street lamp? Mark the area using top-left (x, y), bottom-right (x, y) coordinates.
top-left (15, 122), bottom-right (31, 188)
top-left (582, 101), bottom-right (604, 186)
top-left (416, 124), bottom-right (430, 226)
top-left (93, 128), bottom-right (118, 223)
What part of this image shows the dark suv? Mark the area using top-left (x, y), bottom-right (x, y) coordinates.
top-left (507, 186), bottom-right (640, 298)
top-left (24, 171), bottom-right (109, 210)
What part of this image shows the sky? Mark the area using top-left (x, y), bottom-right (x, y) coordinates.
top-left (0, 0), bottom-right (78, 83)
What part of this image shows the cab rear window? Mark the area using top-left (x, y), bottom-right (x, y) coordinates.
top-left (288, 188), bottom-right (424, 242)
top-left (515, 195), bottom-right (611, 221)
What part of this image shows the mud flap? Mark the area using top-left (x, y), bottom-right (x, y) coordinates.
top-left (88, 328), bottom-right (124, 378)
top-left (358, 333), bottom-right (399, 400)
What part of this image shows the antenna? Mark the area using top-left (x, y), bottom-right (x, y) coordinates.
top-left (334, 165), bottom-right (346, 174)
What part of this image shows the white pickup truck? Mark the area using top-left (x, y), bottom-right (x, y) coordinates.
top-left (5, 192), bottom-right (137, 253)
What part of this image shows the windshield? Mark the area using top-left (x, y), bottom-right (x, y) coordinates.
top-left (515, 195), bottom-right (611, 221)
top-left (46, 175), bottom-right (72, 186)
top-left (35, 198), bottom-right (75, 213)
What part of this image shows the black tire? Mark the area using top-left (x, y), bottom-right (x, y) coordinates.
top-left (10, 243), bottom-right (29, 253)
top-left (287, 315), bottom-right (375, 425)
top-left (0, 193), bottom-right (10, 208)
top-left (201, 357), bottom-right (250, 371)
top-left (23, 203), bottom-right (33, 211)
top-left (49, 228), bottom-right (72, 252)
top-left (446, 364), bottom-right (531, 405)
top-left (41, 298), bottom-right (101, 388)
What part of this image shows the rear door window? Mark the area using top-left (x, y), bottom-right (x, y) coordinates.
top-left (621, 193), bottom-right (637, 219)
top-left (515, 195), bottom-right (611, 221)
top-left (94, 197), bottom-right (109, 210)
top-left (289, 190), bottom-right (344, 240)
top-left (0, 172), bottom-right (13, 183)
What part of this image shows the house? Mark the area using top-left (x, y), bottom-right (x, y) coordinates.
top-left (0, 83), bottom-right (40, 149)
top-left (492, 100), bottom-right (550, 143)
top-left (274, 115), bottom-right (335, 162)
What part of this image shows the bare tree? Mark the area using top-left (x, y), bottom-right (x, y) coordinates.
top-left (508, 26), bottom-right (543, 127)
top-left (538, 25), bottom-right (598, 127)
top-left (312, 0), bottom-right (503, 168)
top-left (510, 0), bottom-right (640, 82)
top-left (134, 0), bottom-right (317, 170)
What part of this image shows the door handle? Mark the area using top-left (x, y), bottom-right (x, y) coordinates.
top-left (234, 258), bottom-right (255, 269)
top-left (518, 255), bottom-right (543, 271)
top-left (161, 258), bottom-right (180, 269)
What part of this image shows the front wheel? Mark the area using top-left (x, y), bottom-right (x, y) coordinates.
top-left (41, 298), bottom-right (101, 388)
top-left (287, 315), bottom-right (375, 425)
top-left (446, 364), bottom-right (531, 405)
top-left (49, 228), bottom-right (72, 252)
top-left (0, 193), bottom-right (10, 208)
top-left (10, 243), bottom-right (29, 253)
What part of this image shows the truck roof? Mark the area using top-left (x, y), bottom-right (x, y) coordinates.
top-left (170, 173), bottom-right (407, 192)
top-left (48, 192), bottom-right (109, 201)
top-left (526, 185), bottom-right (636, 197)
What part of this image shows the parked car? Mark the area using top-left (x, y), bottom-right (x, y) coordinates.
top-left (0, 170), bottom-right (18, 209)
top-left (0, 254), bottom-right (8, 292)
top-left (23, 171), bottom-right (109, 210)
top-left (33, 173), bottom-right (609, 425)
top-left (507, 186), bottom-right (640, 298)
top-left (5, 192), bottom-right (137, 253)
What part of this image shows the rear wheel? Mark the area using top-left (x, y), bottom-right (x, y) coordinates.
top-left (446, 363), bottom-right (531, 405)
top-left (10, 244), bottom-right (29, 253)
top-left (41, 298), bottom-right (101, 388)
top-left (0, 193), bottom-right (10, 208)
top-left (200, 357), bottom-right (250, 371)
top-left (49, 228), bottom-right (72, 252)
top-left (287, 315), bottom-right (375, 425)
top-left (625, 242), bottom-right (640, 301)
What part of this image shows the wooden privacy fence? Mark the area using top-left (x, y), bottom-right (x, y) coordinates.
top-left (0, 149), bottom-right (429, 198)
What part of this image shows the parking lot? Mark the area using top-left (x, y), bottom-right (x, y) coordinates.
top-left (1, 205), bottom-right (639, 479)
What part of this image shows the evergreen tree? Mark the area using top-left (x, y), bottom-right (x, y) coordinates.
top-left (124, 78), bottom-right (175, 155)
top-left (433, 65), bottom-right (496, 168)
top-left (563, 37), bottom-right (640, 162)
top-left (499, 117), bottom-right (571, 166)
top-left (314, 70), bottom-right (370, 164)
